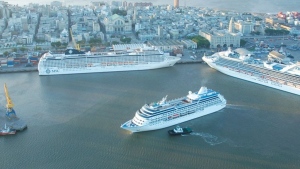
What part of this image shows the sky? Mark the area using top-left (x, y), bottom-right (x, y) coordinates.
top-left (4, 0), bottom-right (300, 13)
top-left (6, 0), bottom-right (168, 6)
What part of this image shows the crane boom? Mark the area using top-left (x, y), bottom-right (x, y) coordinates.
top-left (70, 28), bottom-right (80, 50)
top-left (4, 83), bottom-right (14, 109)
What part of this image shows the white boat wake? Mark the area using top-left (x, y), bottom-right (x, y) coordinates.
top-left (226, 104), bottom-right (249, 110)
top-left (190, 132), bottom-right (228, 146)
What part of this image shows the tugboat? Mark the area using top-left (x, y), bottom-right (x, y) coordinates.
top-left (168, 126), bottom-right (192, 136)
top-left (0, 124), bottom-right (16, 135)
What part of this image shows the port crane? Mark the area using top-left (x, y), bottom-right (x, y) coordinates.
top-left (70, 28), bottom-right (80, 50)
top-left (4, 83), bottom-right (16, 117)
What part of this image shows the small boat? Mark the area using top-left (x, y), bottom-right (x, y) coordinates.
top-left (0, 124), bottom-right (16, 135)
top-left (168, 126), bottom-right (192, 135)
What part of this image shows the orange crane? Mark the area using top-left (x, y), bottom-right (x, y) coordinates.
top-left (4, 83), bottom-right (16, 117)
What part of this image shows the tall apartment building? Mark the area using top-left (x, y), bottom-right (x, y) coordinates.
top-left (174, 0), bottom-right (179, 8)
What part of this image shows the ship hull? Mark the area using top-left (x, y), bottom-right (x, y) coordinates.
top-left (38, 59), bottom-right (180, 75)
top-left (121, 102), bottom-right (226, 133)
top-left (0, 131), bottom-right (16, 135)
top-left (202, 56), bottom-right (300, 96)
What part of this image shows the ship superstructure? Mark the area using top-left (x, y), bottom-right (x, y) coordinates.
top-left (38, 45), bottom-right (180, 75)
top-left (121, 87), bottom-right (226, 132)
top-left (202, 48), bottom-right (300, 95)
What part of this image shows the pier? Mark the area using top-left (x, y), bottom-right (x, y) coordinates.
top-left (0, 67), bottom-right (38, 73)
top-left (176, 59), bottom-right (204, 64)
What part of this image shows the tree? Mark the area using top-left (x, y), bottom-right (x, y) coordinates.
top-left (51, 42), bottom-right (62, 49)
top-left (89, 38), bottom-right (102, 44)
top-left (11, 48), bottom-right (17, 52)
top-left (188, 35), bottom-right (210, 48)
top-left (265, 28), bottom-right (289, 36)
top-left (112, 9), bottom-right (127, 16)
top-left (20, 47), bottom-right (27, 53)
top-left (112, 41), bottom-right (119, 45)
top-left (3, 51), bottom-right (9, 57)
top-left (254, 17), bottom-right (262, 21)
top-left (240, 39), bottom-right (247, 47)
top-left (120, 37), bottom-right (131, 43)
top-left (293, 34), bottom-right (297, 38)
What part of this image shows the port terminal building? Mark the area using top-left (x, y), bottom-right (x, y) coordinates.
top-left (199, 30), bottom-right (241, 48)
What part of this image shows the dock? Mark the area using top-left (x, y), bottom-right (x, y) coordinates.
top-left (0, 67), bottom-right (38, 73)
top-left (176, 59), bottom-right (204, 64)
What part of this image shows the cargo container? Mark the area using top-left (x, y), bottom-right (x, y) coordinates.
top-left (13, 58), bottom-right (20, 62)
top-left (7, 60), bottom-right (14, 65)
top-left (20, 58), bottom-right (28, 63)
top-left (13, 60), bottom-right (20, 64)
top-left (29, 57), bottom-right (39, 61)
top-left (30, 60), bottom-right (38, 65)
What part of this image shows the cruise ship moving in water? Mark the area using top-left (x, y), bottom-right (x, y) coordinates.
top-left (202, 48), bottom-right (300, 96)
top-left (38, 44), bottom-right (181, 75)
top-left (121, 87), bottom-right (226, 132)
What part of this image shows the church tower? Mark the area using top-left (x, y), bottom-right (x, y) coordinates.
top-left (228, 17), bottom-right (234, 33)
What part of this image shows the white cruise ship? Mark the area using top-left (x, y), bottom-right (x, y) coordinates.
top-left (38, 45), bottom-right (180, 75)
top-left (121, 87), bottom-right (226, 132)
top-left (202, 48), bottom-right (300, 96)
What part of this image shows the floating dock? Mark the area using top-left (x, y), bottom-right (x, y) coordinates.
top-left (0, 84), bottom-right (27, 131)
top-left (0, 110), bottom-right (27, 131)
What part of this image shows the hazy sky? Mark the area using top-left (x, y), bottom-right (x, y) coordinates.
top-left (7, 0), bottom-right (168, 6)
top-left (5, 0), bottom-right (300, 13)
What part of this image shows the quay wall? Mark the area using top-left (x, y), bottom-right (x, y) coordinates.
top-left (0, 67), bottom-right (38, 73)
top-left (0, 60), bottom-right (203, 73)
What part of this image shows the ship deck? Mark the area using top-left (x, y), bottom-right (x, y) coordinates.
top-left (215, 57), bottom-right (300, 86)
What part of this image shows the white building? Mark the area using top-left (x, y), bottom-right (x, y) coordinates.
top-left (60, 29), bottom-right (69, 44)
top-left (93, 21), bottom-right (100, 32)
top-left (22, 34), bottom-right (33, 44)
top-left (148, 40), bottom-right (183, 52)
top-left (199, 30), bottom-right (241, 48)
top-left (181, 39), bottom-right (197, 49)
top-left (169, 29), bottom-right (179, 39)
top-left (103, 14), bottom-right (132, 34)
top-left (234, 20), bottom-right (254, 35)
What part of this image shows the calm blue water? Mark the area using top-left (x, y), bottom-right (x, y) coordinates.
top-left (0, 63), bottom-right (300, 169)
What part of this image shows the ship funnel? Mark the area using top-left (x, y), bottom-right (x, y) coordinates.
top-left (198, 87), bottom-right (207, 94)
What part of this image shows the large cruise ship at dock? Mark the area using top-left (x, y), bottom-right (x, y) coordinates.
top-left (38, 44), bottom-right (180, 75)
top-left (121, 87), bottom-right (226, 132)
top-left (202, 48), bottom-right (300, 96)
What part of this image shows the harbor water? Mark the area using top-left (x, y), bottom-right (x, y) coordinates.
top-left (0, 63), bottom-right (299, 169)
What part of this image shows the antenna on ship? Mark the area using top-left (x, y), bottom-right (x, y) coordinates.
top-left (4, 83), bottom-right (16, 118)
top-left (159, 95), bottom-right (168, 105)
